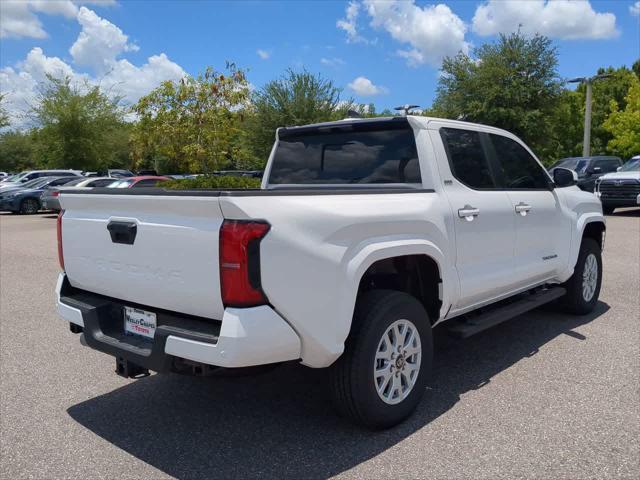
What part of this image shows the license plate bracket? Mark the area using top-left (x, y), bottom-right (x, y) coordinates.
top-left (124, 306), bottom-right (157, 340)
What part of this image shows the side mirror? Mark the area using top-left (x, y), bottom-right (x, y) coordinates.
top-left (553, 167), bottom-right (578, 187)
top-left (586, 166), bottom-right (601, 175)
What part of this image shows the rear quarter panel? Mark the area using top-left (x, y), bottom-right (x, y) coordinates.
top-left (220, 192), bottom-right (455, 367)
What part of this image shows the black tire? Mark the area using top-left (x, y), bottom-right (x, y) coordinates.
top-left (329, 290), bottom-right (433, 429)
top-left (558, 238), bottom-right (602, 315)
top-left (602, 205), bottom-right (615, 215)
top-left (19, 198), bottom-right (40, 215)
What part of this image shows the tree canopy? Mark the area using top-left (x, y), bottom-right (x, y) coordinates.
top-left (603, 78), bottom-right (640, 159)
top-left (131, 64), bottom-right (250, 174)
top-left (431, 32), bottom-right (562, 162)
top-left (246, 69), bottom-right (354, 162)
top-left (31, 76), bottom-right (129, 171)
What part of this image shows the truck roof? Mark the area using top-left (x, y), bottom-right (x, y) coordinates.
top-left (277, 115), bottom-right (516, 138)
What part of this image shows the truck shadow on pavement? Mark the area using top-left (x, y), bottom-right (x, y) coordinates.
top-left (68, 301), bottom-right (609, 480)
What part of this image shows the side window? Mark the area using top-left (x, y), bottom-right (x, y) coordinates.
top-left (440, 128), bottom-right (495, 189)
top-left (133, 179), bottom-right (160, 187)
top-left (92, 179), bottom-right (114, 187)
top-left (489, 134), bottom-right (550, 189)
top-left (595, 159), bottom-right (619, 173)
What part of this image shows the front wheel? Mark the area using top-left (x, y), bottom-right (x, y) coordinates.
top-left (19, 198), bottom-right (40, 215)
top-left (329, 290), bottom-right (433, 429)
top-left (559, 238), bottom-right (602, 315)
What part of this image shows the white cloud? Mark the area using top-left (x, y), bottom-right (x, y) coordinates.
top-left (362, 0), bottom-right (469, 67)
top-left (256, 49), bottom-right (270, 60)
top-left (0, 7), bottom-right (186, 128)
top-left (631, 2), bottom-right (640, 17)
top-left (70, 6), bottom-right (138, 72)
top-left (320, 57), bottom-right (345, 67)
top-left (347, 76), bottom-right (388, 96)
top-left (337, 1), bottom-right (368, 43)
top-left (472, 0), bottom-right (619, 40)
top-left (0, 1), bottom-right (116, 39)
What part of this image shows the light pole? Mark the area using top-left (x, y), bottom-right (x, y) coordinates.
top-left (568, 73), bottom-right (612, 157)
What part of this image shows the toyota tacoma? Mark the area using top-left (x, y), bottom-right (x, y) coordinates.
top-left (55, 116), bottom-right (605, 428)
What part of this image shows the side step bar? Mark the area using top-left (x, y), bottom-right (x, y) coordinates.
top-left (446, 287), bottom-right (566, 339)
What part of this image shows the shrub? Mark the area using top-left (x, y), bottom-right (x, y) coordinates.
top-left (162, 175), bottom-right (262, 190)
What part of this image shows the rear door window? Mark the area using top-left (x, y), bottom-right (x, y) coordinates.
top-left (594, 159), bottom-right (620, 173)
top-left (440, 127), bottom-right (495, 189)
top-left (269, 121), bottom-right (421, 185)
top-left (488, 134), bottom-right (550, 189)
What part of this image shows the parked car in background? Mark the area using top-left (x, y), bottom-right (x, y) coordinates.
top-left (0, 172), bottom-right (9, 179)
top-left (549, 156), bottom-right (622, 192)
top-left (42, 177), bottom-right (117, 212)
top-left (0, 177), bottom-right (53, 194)
top-left (213, 170), bottom-right (263, 178)
top-left (107, 176), bottom-right (169, 188)
top-left (0, 176), bottom-right (80, 214)
top-left (107, 169), bottom-right (135, 178)
top-left (137, 169), bottom-right (158, 176)
top-left (595, 157), bottom-right (640, 214)
top-left (0, 169), bottom-right (82, 187)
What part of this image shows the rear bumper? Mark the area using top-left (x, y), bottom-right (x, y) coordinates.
top-left (55, 274), bottom-right (301, 371)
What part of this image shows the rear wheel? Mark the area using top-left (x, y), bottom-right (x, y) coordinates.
top-left (19, 198), bottom-right (40, 215)
top-left (558, 238), bottom-right (602, 315)
top-left (329, 290), bottom-right (433, 429)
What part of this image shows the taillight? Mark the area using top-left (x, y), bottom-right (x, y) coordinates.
top-left (219, 220), bottom-right (270, 307)
top-left (57, 210), bottom-right (65, 271)
top-left (52, 191), bottom-right (60, 197)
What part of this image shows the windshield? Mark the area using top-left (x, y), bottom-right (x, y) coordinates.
top-left (2, 174), bottom-right (23, 182)
top-left (620, 159), bottom-right (640, 172)
top-left (61, 178), bottom-right (86, 186)
top-left (20, 178), bottom-right (48, 188)
top-left (552, 158), bottom-right (589, 173)
top-left (108, 179), bottom-right (134, 188)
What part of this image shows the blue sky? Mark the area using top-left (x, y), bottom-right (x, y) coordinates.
top-left (1, 0), bottom-right (639, 125)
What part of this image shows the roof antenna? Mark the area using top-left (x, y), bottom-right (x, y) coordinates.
top-left (395, 104), bottom-right (420, 116)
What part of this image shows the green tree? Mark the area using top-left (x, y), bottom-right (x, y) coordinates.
top-left (603, 78), bottom-right (640, 159)
top-left (246, 69), bottom-right (354, 165)
top-left (574, 65), bottom-right (638, 155)
top-left (32, 75), bottom-right (129, 171)
top-left (0, 130), bottom-right (37, 172)
top-left (431, 32), bottom-right (562, 162)
top-left (0, 93), bottom-right (10, 129)
top-left (131, 64), bottom-right (250, 173)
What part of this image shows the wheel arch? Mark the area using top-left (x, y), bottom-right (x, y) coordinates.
top-left (345, 240), bottom-right (450, 329)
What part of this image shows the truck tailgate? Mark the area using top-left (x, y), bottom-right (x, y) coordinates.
top-left (60, 193), bottom-right (225, 319)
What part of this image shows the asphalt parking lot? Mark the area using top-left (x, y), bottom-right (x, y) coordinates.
top-left (1, 210), bottom-right (639, 480)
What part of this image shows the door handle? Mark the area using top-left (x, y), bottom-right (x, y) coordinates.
top-left (515, 202), bottom-right (532, 216)
top-left (458, 205), bottom-right (480, 221)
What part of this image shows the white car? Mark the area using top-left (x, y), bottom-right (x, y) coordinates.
top-left (595, 157), bottom-right (640, 214)
top-left (55, 116), bottom-right (605, 428)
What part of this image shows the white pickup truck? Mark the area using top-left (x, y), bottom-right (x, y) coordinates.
top-left (56, 116), bottom-right (605, 428)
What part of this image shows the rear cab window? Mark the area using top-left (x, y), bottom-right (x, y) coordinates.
top-left (268, 119), bottom-right (421, 185)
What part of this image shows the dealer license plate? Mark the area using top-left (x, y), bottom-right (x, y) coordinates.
top-left (124, 306), bottom-right (157, 340)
